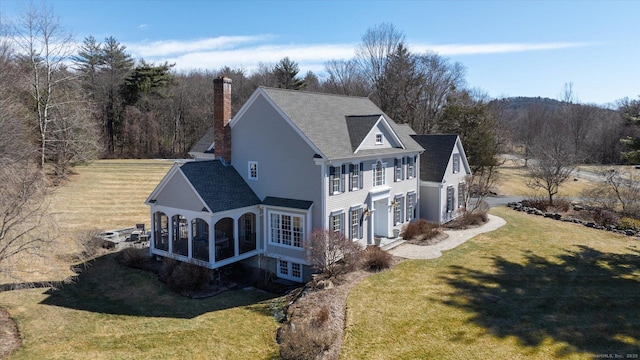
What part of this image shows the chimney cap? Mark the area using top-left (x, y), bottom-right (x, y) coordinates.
top-left (214, 76), bottom-right (232, 84)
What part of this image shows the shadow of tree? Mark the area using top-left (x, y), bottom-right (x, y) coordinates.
top-left (39, 253), bottom-right (278, 319)
top-left (441, 246), bottom-right (640, 355)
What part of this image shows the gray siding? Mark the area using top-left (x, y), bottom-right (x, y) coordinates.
top-left (154, 173), bottom-right (205, 212)
top-left (232, 95), bottom-right (322, 263)
top-left (358, 122), bottom-right (398, 151)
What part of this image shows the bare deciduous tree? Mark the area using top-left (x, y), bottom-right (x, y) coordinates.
top-left (307, 229), bottom-right (362, 278)
top-left (526, 118), bottom-right (576, 205)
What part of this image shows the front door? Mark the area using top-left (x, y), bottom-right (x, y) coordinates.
top-left (374, 199), bottom-right (388, 237)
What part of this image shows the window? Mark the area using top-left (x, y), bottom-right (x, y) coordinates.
top-left (453, 154), bottom-right (460, 173)
top-left (394, 196), bottom-right (404, 225)
top-left (458, 183), bottom-right (466, 208)
top-left (394, 158), bottom-right (404, 182)
top-left (329, 165), bottom-right (344, 195)
top-left (375, 133), bottom-right (383, 145)
top-left (270, 212), bottom-right (304, 248)
top-left (278, 260), bottom-right (303, 281)
top-left (446, 186), bottom-right (455, 212)
top-left (330, 211), bottom-right (344, 234)
top-left (406, 192), bottom-right (415, 222)
top-left (407, 156), bottom-right (415, 179)
top-left (248, 161), bottom-right (258, 180)
top-left (350, 208), bottom-right (363, 240)
top-left (373, 161), bottom-right (386, 187)
top-left (349, 163), bottom-right (363, 191)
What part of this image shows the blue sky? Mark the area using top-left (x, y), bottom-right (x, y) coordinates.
top-left (1, 0), bottom-right (638, 105)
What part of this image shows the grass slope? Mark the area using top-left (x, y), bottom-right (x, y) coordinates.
top-left (342, 207), bottom-right (640, 359)
top-left (1, 159), bottom-right (280, 359)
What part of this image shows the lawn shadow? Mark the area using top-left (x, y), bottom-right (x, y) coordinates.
top-left (440, 245), bottom-right (640, 355)
top-left (40, 252), bottom-right (279, 319)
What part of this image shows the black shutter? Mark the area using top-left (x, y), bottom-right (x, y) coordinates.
top-left (402, 157), bottom-right (406, 180)
top-left (359, 162), bottom-right (364, 189)
top-left (349, 164), bottom-right (354, 191)
top-left (394, 159), bottom-right (399, 181)
top-left (341, 165), bottom-right (346, 193)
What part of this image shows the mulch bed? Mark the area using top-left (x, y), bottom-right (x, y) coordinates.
top-left (0, 307), bottom-right (20, 358)
top-left (405, 232), bottom-right (449, 246)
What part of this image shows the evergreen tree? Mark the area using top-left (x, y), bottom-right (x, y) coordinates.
top-left (273, 57), bottom-right (305, 90)
top-left (619, 97), bottom-right (640, 163)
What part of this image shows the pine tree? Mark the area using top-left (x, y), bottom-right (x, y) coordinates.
top-left (273, 57), bottom-right (305, 90)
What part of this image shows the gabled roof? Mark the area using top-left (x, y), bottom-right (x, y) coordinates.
top-left (244, 87), bottom-right (423, 160)
top-left (179, 160), bottom-right (260, 212)
top-left (411, 134), bottom-right (460, 182)
top-left (345, 115), bottom-right (381, 152)
top-left (189, 127), bottom-right (215, 155)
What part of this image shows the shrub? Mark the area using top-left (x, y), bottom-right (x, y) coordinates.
top-left (360, 246), bottom-right (392, 272)
top-left (158, 258), bottom-right (179, 284)
top-left (592, 208), bottom-right (620, 227)
top-left (308, 229), bottom-right (362, 277)
top-left (311, 305), bottom-right (329, 328)
top-left (278, 320), bottom-right (334, 360)
top-left (522, 196), bottom-right (550, 211)
top-left (465, 212), bottom-right (489, 225)
top-left (116, 247), bottom-right (149, 269)
top-left (401, 219), bottom-right (441, 240)
top-left (551, 198), bottom-right (571, 212)
top-left (167, 262), bottom-right (210, 292)
top-left (619, 217), bottom-right (640, 231)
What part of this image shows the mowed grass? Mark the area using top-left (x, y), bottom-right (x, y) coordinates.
top-left (50, 159), bottom-right (175, 232)
top-left (1, 159), bottom-right (281, 359)
top-left (342, 207), bottom-right (640, 359)
top-left (496, 162), bottom-right (596, 198)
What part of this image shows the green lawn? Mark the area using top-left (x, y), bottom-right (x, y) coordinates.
top-left (1, 159), bottom-right (281, 359)
top-left (342, 207), bottom-right (640, 359)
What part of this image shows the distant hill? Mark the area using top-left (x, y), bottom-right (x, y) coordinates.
top-left (490, 96), bottom-right (567, 111)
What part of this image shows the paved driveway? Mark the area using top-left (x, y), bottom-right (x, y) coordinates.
top-left (389, 214), bottom-right (506, 260)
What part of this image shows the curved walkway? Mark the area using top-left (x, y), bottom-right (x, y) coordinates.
top-left (389, 214), bottom-right (506, 260)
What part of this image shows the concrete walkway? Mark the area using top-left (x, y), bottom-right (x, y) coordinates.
top-left (389, 214), bottom-right (507, 260)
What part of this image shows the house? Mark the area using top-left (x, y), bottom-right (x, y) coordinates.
top-left (146, 77), bottom-right (425, 282)
top-left (410, 134), bottom-right (471, 224)
top-left (146, 77), bottom-right (470, 282)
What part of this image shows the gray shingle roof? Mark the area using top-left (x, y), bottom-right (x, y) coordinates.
top-left (189, 127), bottom-right (215, 154)
top-left (262, 197), bottom-right (313, 210)
top-left (345, 115), bottom-right (382, 152)
top-left (410, 134), bottom-right (458, 182)
top-left (179, 160), bottom-right (260, 212)
top-left (259, 87), bottom-right (423, 159)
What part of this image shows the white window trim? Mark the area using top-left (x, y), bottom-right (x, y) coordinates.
top-left (277, 259), bottom-right (303, 282)
top-left (268, 211), bottom-right (305, 250)
top-left (453, 153), bottom-right (460, 174)
top-left (373, 161), bottom-right (386, 187)
top-left (375, 132), bottom-right (383, 145)
top-left (350, 163), bottom-right (361, 191)
top-left (248, 161), bottom-right (258, 180)
top-left (407, 156), bottom-right (415, 179)
top-left (349, 205), bottom-right (363, 240)
top-left (406, 191), bottom-right (416, 222)
top-left (330, 165), bottom-right (343, 195)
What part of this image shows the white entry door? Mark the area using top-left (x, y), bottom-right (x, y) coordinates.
top-left (374, 199), bottom-right (389, 237)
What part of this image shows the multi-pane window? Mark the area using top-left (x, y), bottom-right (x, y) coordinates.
top-left (291, 263), bottom-right (301, 279)
top-left (446, 186), bottom-right (455, 212)
top-left (279, 260), bottom-right (289, 276)
top-left (270, 212), bottom-right (304, 248)
top-left (248, 161), bottom-right (258, 180)
top-left (394, 196), bottom-right (404, 225)
top-left (278, 260), bottom-right (302, 281)
top-left (394, 158), bottom-right (403, 182)
top-left (458, 183), bottom-right (466, 208)
top-left (407, 156), bottom-right (415, 178)
top-left (329, 165), bottom-right (343, 195)
top-left (375, 133), bottom-right (383, 144)
top-left (373, 161), bottom-right (385, 187)
top-left (350, 208), bottom-right (362, 240)
top-left (406, 192), bottom-right (415, 222)
top-left (350, 163), bottom-right (362, 191)
top-left (453, 154), bottom-right (460, 173)
top-left (330, 212), bottom-right (343, 234)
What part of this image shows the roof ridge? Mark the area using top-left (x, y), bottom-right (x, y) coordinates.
top-left (259, 86), bottom-right (372, 100)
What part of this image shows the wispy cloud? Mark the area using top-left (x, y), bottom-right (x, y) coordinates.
top-left (412, 42), bottom-right (593, 56)
top-left (121, 36), bottom-right (594, 74)
top-left (138, 24), bottom-right (149, 30)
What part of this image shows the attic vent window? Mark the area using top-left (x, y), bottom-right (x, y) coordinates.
top-left (375, 133), bottom-right (383, 145)
top-left (248, 161), bottom-right (258, 180)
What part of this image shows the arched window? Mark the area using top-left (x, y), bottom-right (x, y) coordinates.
top-left (172, 214), bottom-right (188, 256)
top-left (153, 212), bottom-right (169, 251)
top-left (191, 218), bottom-right (209, 262)
top-left (239, 213), bottom-right (256, 254)
top-left (215, 217), bottom-right (234, 262)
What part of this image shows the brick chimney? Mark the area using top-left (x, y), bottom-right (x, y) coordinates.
top-left (213, 76), bottom-right (232, 163)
